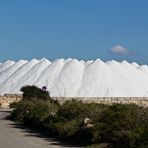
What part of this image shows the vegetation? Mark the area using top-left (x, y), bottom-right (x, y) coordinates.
top-left (11, 85), bottom-right (148, 147)
top-left (21, 85), bottom-right (50, 100)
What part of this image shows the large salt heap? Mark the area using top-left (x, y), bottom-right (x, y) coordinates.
top-left (0, 58), bottom-right (148, 97)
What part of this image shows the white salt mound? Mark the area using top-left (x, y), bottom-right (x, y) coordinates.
top-left (0, 58), bottom-right (148, 97)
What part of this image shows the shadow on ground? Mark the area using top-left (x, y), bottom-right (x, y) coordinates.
top-left (4, 111), bottom-right (81, 148)
top-left (0, 109), bottom-right (81, 147)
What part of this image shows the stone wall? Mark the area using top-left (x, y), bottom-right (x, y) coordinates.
top-left (53, 97), bottom-right (148, 107)
top-left (0, 94), bottom-right (22, 108)
top-left (1, 95), bottom-right (148, 108)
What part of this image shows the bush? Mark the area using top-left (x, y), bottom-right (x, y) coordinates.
top-left (23, 100), bottom-right (52, 126)
top-left (11, 87), bottom-right (148, 148)
top-left (9, 101), bottom-right (19, 108)
top-left (43, 100), bottom-right (107, 145)
top-left (90, 104), bottom-right (148, 147)
top-left (54, 120), bottom-right (81, 139)
top-left (11, 100), bottom-right (29, 121)
top-left (11, 85), bottom-right (58, 127)
top-left (57, 100), bottom-right (87, 121)
top-left (11, 99), bottom-right (59, 127)
top-left (57, 100), bottom-right (107, 121)
top-left (21, 85), bottom-right (50, 101)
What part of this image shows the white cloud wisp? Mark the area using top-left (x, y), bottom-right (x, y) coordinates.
top-left (110, 45), bottom-right (135, 55)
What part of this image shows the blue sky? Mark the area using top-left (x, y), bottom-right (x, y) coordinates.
top-left (0, 0), bottom-right (148, 64)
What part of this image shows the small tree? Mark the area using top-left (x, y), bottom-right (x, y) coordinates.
top-left (21, 85), bottom-right (50, 100)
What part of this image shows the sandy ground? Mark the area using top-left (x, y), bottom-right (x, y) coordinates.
top-left (0, 109), bottom-right (79, 148)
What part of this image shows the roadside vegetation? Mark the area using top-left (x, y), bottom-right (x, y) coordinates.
top-left (10, 86), bottom-right (148, 148)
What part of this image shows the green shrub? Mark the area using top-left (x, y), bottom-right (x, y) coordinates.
top-left (57, 100), bottom-right (106, 121)
top-left (9, 101), bottom-right (19, 108)
top-left (57, 100), bottom-right (87, 120)
top-left (54, 120), bottom-right (81, 139)
top-left (11, 100), bottom-right (29, 121)
top-left (21, 85), bottom-right (50, 101)
top-left (22, 100), bottom-right (51, 126)
top-left (91, 104), bottom-right (148, 147)
top-left (11, 89), bottom-right (148, 148)
top-left (11, 100), bottom-right (59, 126)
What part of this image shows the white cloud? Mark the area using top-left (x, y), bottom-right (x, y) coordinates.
top-left (110, 45), bottom-right (135, 55)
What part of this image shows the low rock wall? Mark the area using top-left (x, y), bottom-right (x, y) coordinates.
top-left (0, 94), bottom-right (22, 108)
top-left (53, 97), bottom-right (148, 107)
top-left (1, 95), bottom-right (148, 108)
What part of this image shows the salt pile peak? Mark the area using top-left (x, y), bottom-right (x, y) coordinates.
top-left (0, 58), bottom-right (148, 97)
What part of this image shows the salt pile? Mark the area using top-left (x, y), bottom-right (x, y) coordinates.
top-left (0, 58), bottom-right (148, 97)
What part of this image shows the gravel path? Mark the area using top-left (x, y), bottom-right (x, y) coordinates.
top-left (0, 109), bottom-right (78, 148)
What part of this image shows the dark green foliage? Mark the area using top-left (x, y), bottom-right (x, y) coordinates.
top-left (90, 104), bottom-right (148, 147)
top-left (11, 100), bottom-right (27, 121)
top-left (57, 100), bottom-right (87, 120)
top-left (11, 85), bottom-right (58, 127)
top-left (53, 120), bottom-right (81, 139)
top-left (57, 100), bottom-right (107, 121)
top-left (9, 101), bottom-right (19, 108)
top-left (11, 88), bottom-right (148, 148)
top-left (11, 100), bottom-right (59, 126)
top-left (22, 100), bottom-right (52, 126)
top-left (21, 85), bottom-right (50, 100)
